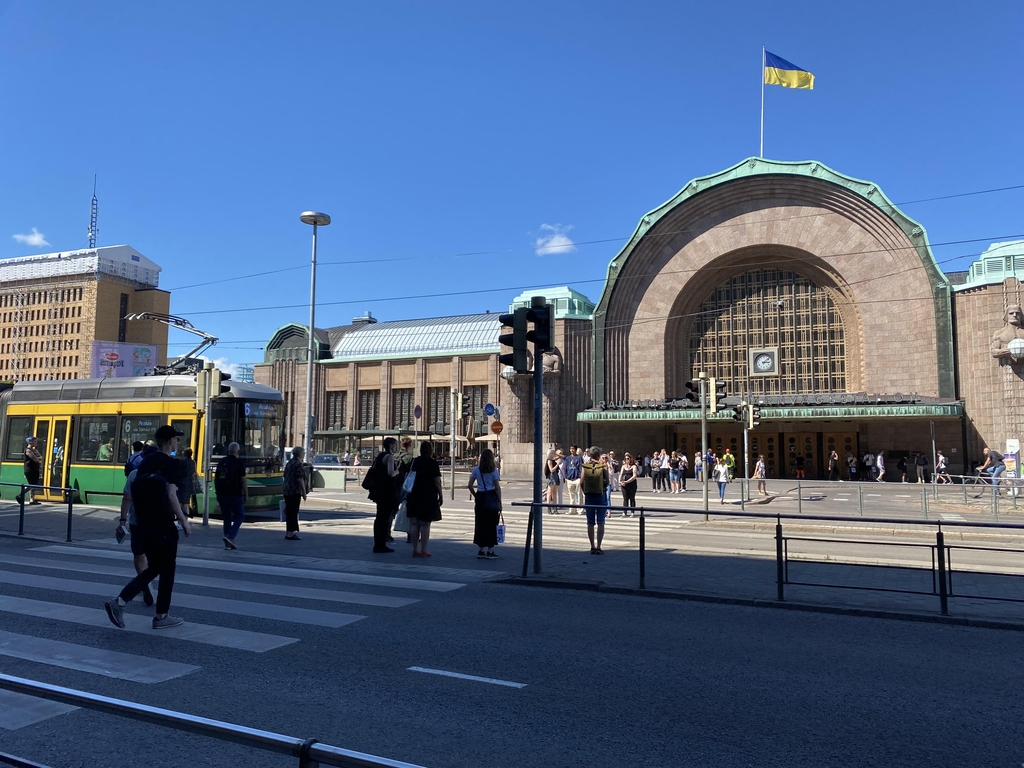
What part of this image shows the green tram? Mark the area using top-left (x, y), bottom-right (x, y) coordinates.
top-left (0, 375), bottom-right (285, 513)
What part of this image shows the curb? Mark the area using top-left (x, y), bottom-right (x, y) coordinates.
top-left (495, 576), bottom-right (1024, 633)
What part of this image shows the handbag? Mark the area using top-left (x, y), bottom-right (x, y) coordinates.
top-left (394, 500), bottom-right (411, 533)
top-left (479, 471), bottom-right (501, 512)
top-left (402, 469), bottom-right (417, 496)
top-left (495, 512), bottom-right (506, 544)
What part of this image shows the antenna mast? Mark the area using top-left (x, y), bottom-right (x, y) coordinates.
top-left (87, 174), bottom-right (98, 248)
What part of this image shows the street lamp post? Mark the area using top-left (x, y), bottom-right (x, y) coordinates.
top-left (300, 211), bottom-right (331, 461)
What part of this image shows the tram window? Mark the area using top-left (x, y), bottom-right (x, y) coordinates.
top-left (132, 386), bottom-right (164, 398)
top-left (118, 416), bottom-right (165, 463)
top-left (171, 420), bottom-right (194, 455)
top-left (76, 416), bottom-right (117, 463)
top-left (5, 417), bottom-right (33, 461)
top-left (163, 385), bottom-right (195, 398)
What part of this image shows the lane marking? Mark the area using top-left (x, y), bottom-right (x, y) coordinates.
top-left (0, 554), bottom-right (418, 609)
top-left (0, 689), bottom-right (78, 730)
top-left (408, 666), bottom-right (526, 689)
top-left (0, 570), bottom-right (365, 629)
top-left (34, 546), bottom-right (465, 592)
top-left (0, 630), bottom-right (199, 683)
top-left (0, 595), bottom-right (297, 652)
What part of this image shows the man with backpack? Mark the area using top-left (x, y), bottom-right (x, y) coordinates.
top-left (105, 426), bottom-right (192, 630)
top-left (216, 442), bottom-right (248, 550)
top-left (581, 446), bottom-right (609, 555)
top-left (124, 441), bottom-right (145, 477)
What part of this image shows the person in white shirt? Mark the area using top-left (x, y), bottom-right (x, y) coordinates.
top-left (875, 451), bottom-right (885, 482)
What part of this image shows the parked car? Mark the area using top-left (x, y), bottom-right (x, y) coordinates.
top-left (312, 453), bottom-right (342, 468)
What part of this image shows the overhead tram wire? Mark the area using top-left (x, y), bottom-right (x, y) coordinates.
top-left (175, 231), bottom-right (1024, 319)
top-left (164, 180), bottom-right (1024, 293)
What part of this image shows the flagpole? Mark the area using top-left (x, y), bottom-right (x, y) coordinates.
top-left (759, 46), bottom-right (765, 158)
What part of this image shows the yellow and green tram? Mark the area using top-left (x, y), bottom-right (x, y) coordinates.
top-left (0, 375), bottom-right (285, 513)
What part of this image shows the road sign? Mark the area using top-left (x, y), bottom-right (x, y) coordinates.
top-left (483, 403), bottom-right (495, 417)
top-left (414, 404), bottom-right (422, 420)
top-left (491, 420), bottom-right (503, 435)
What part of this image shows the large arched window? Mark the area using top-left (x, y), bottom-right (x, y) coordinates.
top-left (688, 267), bottom-right (846, 395)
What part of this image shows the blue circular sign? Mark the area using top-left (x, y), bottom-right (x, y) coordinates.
top-left (483, 403), bottom-right (495, 416)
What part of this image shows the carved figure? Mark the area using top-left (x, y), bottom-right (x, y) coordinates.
top-left (990, 304), bottom-right (1024, 359)
top-left (542, 349), bottom-right (563, 376)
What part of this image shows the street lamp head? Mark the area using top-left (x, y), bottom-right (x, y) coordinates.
top-left (300, 211), bottom-right (331, 226)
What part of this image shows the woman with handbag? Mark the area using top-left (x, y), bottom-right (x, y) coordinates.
top-left (282, 446), bottom-right (308, 539)
top-left (468, 449), bottom-right (501, 559)
top-left (618, 453), bottom-right (639, 516)
top-left (406, 441), bottom-right (443, 557)
top-left (544, 449), bottom-right (560, 510)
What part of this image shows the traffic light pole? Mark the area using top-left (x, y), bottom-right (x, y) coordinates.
top-left (532, 340), bottom-right (544, 573)
top-left (700, 372), bottom-right (709, 518)
top-left (742, 403), bottom-right (750, 504)
top-left (450, 389), bottom-right (457, 500)
top-left (200, 362), bottom-right (214, 527)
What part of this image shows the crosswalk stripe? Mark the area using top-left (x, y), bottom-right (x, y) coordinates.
top-left (0, 689), bottom-right (78, 730)
top-left (0, 554), bottom-right (418, 609)
top-left (0, 630), bottom-right (199, 683)
top-left (0, 570), bottom-right (366, 629)
top-left (0, 595), bottom-right (297, 652)
top-left (34, 545), bottom-right (465, 593)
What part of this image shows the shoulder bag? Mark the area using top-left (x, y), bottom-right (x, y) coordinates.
top-left (479, 470), bottom-right (501, 512)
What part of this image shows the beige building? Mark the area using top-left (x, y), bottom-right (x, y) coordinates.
top-left (0, 246), bottom-right (169, 381)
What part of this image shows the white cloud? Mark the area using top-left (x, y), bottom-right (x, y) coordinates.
top-left (11, 228), bottom-right (50, 248)
top-left (534, 223), bottom-right (577, 256)
top-left (198, 355), bottom-right (243, 378)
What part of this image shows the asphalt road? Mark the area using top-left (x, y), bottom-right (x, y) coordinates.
top-left (1, 532), bottom-right (1023, 768)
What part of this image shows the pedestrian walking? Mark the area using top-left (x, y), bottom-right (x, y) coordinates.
top-left (124, 441), bottom-right (145, 476)
top-left (897, 455), bottom-right (908, 483)
top-left (875, 450), bottom-right (886, 482)
top-left (828, 450), bottom-right (841, 482)
top-left (846, 453), bottom-right (858, 482)
top-left (754, 454), bottom-right (767, 496)
top-left (915, 451), bottom-right (930, 483)
top-left (724, 448), bottom-right (735, 481)
top-left (562, 445), bottom-right (584, 512)
top-left (544, 449), bottom-right (561, 511)
top-left (282, 445), bottom-right (308, 540)
top-left (177, 447), bottom-right (198, 518)
top-left (713, 457), bottom-right (730, 503)
top-left (365, 437), bottom-right (401, 553)
top-left (862, 451), bottom-right (874, 481)
top-left (468, 449), bottom-right (501, 560)
top-left (116, 445), bottom-right (158, 608)
top-left (407, 441), bottom-right (443, 557)
top-left (581, 446), bottom-right (609, 554)
top-left (215, 442), bottom-right (248, 550)
top-left (619, 453), bottom-right (639, 515)
top-left (678, 452), bottom-right (688, 491)
top-left (794, 452), bottom-right (806, 479)
top-left (669, 451), bottom-right (681, 493)
top-left (105, 425), bottom-right (192, 630)
top-left (607, 451), bottom-right (621, 499)
top-left (694, 451), bottom-right (703, 483)
top-left (936, 451), bottom-right (950, 484)
top-left (20, 436), bottom-right (42, 505)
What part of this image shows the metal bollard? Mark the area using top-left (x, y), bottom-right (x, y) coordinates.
top-left (521, 503), bottom-right (535, 579)
top-left (17, 485), bottom-right (26, 536)
top-left (639, 509), bottom-right (646, 590)
top-left (962, 480), bottom-right (967, 505)
top-left (858, 484), bottom-right (863, 516)
top-left (935, 528), bottom-right (949, 615)
top-left (922, 482), bottom-right (928, 519)
top-left (993, 485), bottom-right (999, 521)
top-left (797, 480), bottom-right (802, 514)
top-left (775, 517), bottom-right (785, 601)
top-left (65, 489), bottom-right (74, 543)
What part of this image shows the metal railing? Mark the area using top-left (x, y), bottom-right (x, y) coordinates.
top-left (0, 674), bottom-right (425, 768)
top-left (512, 501), bottom-right (1024, 616)
top-left (0, 482), bottom-right (76, 542)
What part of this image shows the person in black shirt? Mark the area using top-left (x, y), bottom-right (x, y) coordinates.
top-left (105, 425), bottom-right (192, 630)
top-left (216, 442), bottom-right (248, 550)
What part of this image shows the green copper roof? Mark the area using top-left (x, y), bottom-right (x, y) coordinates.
top-left (509, 286), bottom-right (595, 320)
top-left (956, 240), bottom-right (1024, 291)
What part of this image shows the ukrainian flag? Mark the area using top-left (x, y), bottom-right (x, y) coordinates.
top-left (764, 51), bottom-right (814, 90)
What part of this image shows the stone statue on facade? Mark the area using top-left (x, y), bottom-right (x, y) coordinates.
top-left (542, 349), bottom-right (563, 376)
top-left (991, 304), bottom-right (1024, 360)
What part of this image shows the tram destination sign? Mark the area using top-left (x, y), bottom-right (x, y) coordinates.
top-left (594, 392), bottom-right (929, 412)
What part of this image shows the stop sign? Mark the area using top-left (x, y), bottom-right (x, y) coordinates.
top-left (491, 420), bottom-right (503, 435)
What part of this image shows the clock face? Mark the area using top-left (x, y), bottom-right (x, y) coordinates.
top-left (754, 353), bottom-right (774, 371)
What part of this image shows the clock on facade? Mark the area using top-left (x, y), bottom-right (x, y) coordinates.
top-left (748, 347), bottom-right (778, 376)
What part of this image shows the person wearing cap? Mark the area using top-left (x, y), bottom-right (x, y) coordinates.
top-left (105, 425), bottom-right (192, 630)
top-left (19, 436), bottom-right (42, 505)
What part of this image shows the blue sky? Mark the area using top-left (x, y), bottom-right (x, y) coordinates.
top-left (1, 1), bottom-right (1022, 367)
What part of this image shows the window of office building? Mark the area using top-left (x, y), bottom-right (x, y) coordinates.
top-left (357, 390), bottom-right (379, 430)
top-left (427, 387), bottom-right (450, 433)
top-left (325, 391), bottom-right (347, 431)
top-left (392, 388), bottom-right (414, 430)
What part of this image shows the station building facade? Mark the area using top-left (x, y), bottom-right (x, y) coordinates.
top-left (257, 157), bottom-right (1023, 479)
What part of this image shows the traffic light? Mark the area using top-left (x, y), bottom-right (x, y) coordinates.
top-left (732, 403), bottom-right (746, 423)
top-left (498, 307), bottom-right (529, 374)
top-left (749, 404), bottom-right (761, 430)
top-left (526, 298), bottom-right (552, 352)
top-left (460, 393), bottom-right (472, 419)
top-left (194, 369), bottom-right (209, 411)
top-left (210, 369), bottom-right (231, 397)
top-left (709, 377), bottom-right (727, 412)
top-left (685, 380), bottom-right (700, 404)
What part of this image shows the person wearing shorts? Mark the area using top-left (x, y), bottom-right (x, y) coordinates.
top-left (581, 446), bottom-right (608, 555)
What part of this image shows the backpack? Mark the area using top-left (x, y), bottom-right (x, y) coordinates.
top-left (131, 470), bottom-right (174, 529)
top-left (581, 462), bottom-right (606, 495)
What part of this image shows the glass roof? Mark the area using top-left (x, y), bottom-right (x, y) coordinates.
top-left (331, 314), bottom-right (501, 361)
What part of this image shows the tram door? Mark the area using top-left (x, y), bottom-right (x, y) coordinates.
top-left (33, 417), bottom-right (70, 501)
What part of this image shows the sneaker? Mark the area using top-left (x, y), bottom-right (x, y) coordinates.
top-left (104, 599), bottom-right (125, 629)
top-left (223, 537), bottom-right (237, 550)
top-left (142, 586), bottom-right (154, 607)
top-left (478, 550), bottom-right (487, 559)
top-left (372, 546), bottom-right (395, 553)
top-left (485, 551), bottom-right (498, 559)
top-left (153, 615), bottom-right (183, 629)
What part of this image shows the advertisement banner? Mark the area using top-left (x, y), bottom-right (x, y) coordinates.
top-left (91, 342), bottom-right (157, 379)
